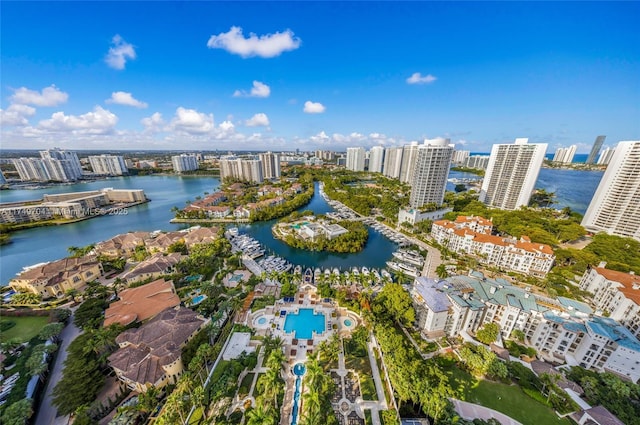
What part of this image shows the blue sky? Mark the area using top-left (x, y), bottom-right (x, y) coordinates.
top-left (1, 1), bottom-right (638, 152)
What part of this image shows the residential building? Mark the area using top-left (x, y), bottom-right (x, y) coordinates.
top-left (259, 152), bottom-right (281, 179)
top-left (432, 215), bottom-right (555, 277)
top-left (219, 156), bottom-right (264, 183)
top-left (399, 142), bottom-right (419, 183)
top-left (12, 148), bottom-right (83, 182)
top-left (579, 266), bottom-right (640, 338)
top-left (9, 255), bottom-right (103, 299)
top-left (408, 138), bottom-right (453, 208)
top-left (104, 278), bottom-right (180, 327)
top-left (88, 154), bottom-right (128, 176)
top-left (346, 147), bottom-right (366, 172)
top-left (452, 150), bottom-right (470, 165)
top-left (597, 147), bottom-right (615, 165)
top-left (573, 406), bottom-right (625, 425)
top-left (581, 141), bottom-right (640, 241)
top-left (108, 307), bottom-right (209, 392)
top-left (552, 145), bottom-right (577, 164)
top-left (171, 154), bottom-right (199, 173)
top-left (242, 159), bottom-right (263, 183)
top-left (94, 232), bottom-right (150, 258)
top-left (397, 207), bottom-right (453, 226)
top-left (121, 252), bottom-right (182, 284)
top-left (39, 148), bottom-right (83, 179)
top-left (383, 147), bottom-right (403, 179)
top-left (586, 135), bottom-right (606, 165)
top-left (368, 146), bottom-right (385, 173)
top-left (479, 138), bottom-right (547, 210)
top-left (463, 155), bottom-right (490, 170)
top-left (412, 272), bottom-right (640, 382)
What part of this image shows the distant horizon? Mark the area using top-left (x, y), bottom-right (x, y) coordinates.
top-left (2, 2), bottom-right (638, 151)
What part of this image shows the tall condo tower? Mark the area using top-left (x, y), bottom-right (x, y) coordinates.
top-left (383, 147), bottom-right (403, 179)
top-left (259, 152), bottom-right (281, 179)
top-left (480, 138), bottom-right (547, 210)
top-left (409, 138), bottom-right (453, 208)
top-left (552, 145), bottom-right (577, 164)
top-left (582, 141), bottom-right (640, 241)
top-left (586, 135), bottom-right (606, 164)
top-left (346, 147), bottom-right (366, 172)
top-left (368, 146), bottom-right (385, 173)
top-left (171, 154), bottom-right (198, 173)
top-left (399, 142), bottom-right (420, 183)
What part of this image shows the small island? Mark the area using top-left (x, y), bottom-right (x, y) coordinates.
top-left (272, 211), bottom-right (368, 253)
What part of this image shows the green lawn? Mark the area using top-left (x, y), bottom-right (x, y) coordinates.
top-left (443, 362), bottom-right (572, 425)
top-left (0, 316), bottom-right (50, 343)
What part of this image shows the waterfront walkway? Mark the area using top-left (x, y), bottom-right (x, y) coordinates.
top-left (451, 399), bottom-right (524, 425)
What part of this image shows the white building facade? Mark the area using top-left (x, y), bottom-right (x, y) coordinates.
top-left (408, 138), bottom-right (453, 208)
top-left (346, 147), bottom-right (366, 172)
top-left (171, 154), bottom-right (199, 173)
top-left (89, 155), bottom-right (128, 176)
top-left (368, 146), bottom-right (385, 173)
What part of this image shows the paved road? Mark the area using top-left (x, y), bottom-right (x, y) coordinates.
top-left (35, 314), bottom-right (82, 425)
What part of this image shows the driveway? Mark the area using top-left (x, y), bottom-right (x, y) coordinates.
top-left (35, 314), bottom-right (83, 425)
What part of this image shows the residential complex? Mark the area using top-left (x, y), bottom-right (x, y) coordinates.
top-left (432, 215), bottom-right (555, 277)
top-left (597, 147), bottom-right (615, 165)
top-left (479, 138), bottom-right (547, 210)
top-left (219, 155), bottom-right (264, 183)
top-left (408, 138), bottom-right (453, 208)
top-left (581, 141), bottom-right (640, 241)
top-left (88, 154), bottom-right (128, 176)
top-left (586, 135), bottom-right (607, 165)
top-left (411, 272), bottom-right (640, 383)
top-left (368, 146), bottom-right (385, 173)
top-left (259, 151), bottom-right (281, 179)
top-left (399, 142), bottom-right (420, 183)
top-left (346, 147), bottom-right (366, 172)
top-left (552, 145), bottom-right (577, 164)
top-left (171, 153), bottom-right (199, 173)
top-left (452, 150), bottom-right (470, 165)
top-left (108, 307), bottom-right (209, 392)
top-left (104, 278), bottom-right (180, 327)
top-left (13, 148), bottom-right (83, 182)
top-left (463, 155), bottom-right (490, 170)
top-left (579, 265), bottom-right (640, 338)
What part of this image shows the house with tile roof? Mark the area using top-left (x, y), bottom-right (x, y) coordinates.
top-left (121, 252), bottom-right (182, 284)
top-left (182, 226), bottom-right (219, 247)
top-left (9, 255), bottom-right (103, 299)
top-left (432, 215), bottom-right (555, 277)
top-left (108, 307), bottom-right (209, 392)
top-left (579, 265), bottom-right (640, 338)
top-left (94, 231), bottom-right (151, 258)
top-left (103, 278), bottom-right (180, 327)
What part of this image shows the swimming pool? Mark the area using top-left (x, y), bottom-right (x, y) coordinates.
top-left (191, 294), bottom-right (207, 305)
top-left (284, 308), bottom-right (326, 339)
top-left (257, 317), bottom-right (267, 325)
top-left (344, 319), bottom-right (352, 327)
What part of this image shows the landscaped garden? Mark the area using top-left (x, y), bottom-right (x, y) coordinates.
top-left (0, 315), bottom-right (50, 343)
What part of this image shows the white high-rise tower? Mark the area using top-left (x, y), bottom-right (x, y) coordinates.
top-left (480, 138), bottom-right (547, 210)
top-left (582, 141), bottom-right (640, 241)
top-left (368, 146), bottom-right (385, 173)
top-left (346, 147), bottom-right (366, 172)
top-left (409, 138), bottom-right (453, 208)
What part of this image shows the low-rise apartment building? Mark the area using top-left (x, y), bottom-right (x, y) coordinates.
top-left (579, 265), bottom-right (640, 338)
top-left (432, 215), bottom-right (555, 277)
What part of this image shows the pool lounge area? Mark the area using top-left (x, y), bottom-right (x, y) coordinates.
top-left (283, 308), bottom-right (326, 340)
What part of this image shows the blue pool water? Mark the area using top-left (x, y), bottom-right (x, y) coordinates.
top-left (344, 319), bottom-right (352, 327)
top-left (293, 363), bottom-right (306, 376)
top-left (291, 363), bottom-right (306, 425)
top-left (191, 294), bottom-right (206, 305)
top-left (257, 317), bottom-right (267, 325)
top-left (284, 308), bottom-right (326, 339)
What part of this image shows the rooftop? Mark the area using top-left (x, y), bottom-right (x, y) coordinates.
top-left (104, 278), bottom-right (180, 326)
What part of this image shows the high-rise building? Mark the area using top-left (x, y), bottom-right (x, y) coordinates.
top-left (242, 159), bottom-right (264, 183)
top-left (597, 147), bottom-right (616, 165)
top-left (383, 147), bottom-right (403, 179)
top-left (13, 158), bottom-right (49, 181)
top-left (259, 152), bottom-right (281, 179)
top-left (480, 138), bottom-right (547, 210)
top-left (409, 138), bottom-right (453, 208)
top-left (463, 155), bottom-right (490, 170)
top-left (219, 156), bottom-right (263, 183)
top-left (171, 154), bottom-right (199, 173)
top-left (368, 146), bottom-right (385, 173)
top-left (89, 155), bottom-right (128, 176)
top-left (452, 150), bottom-right (470, 165)
top-left (346, 147), bottom-right (366, 172)
top-left (581, 141), bottom-right (640, 241)
top-left (552, 145), bottom-right (577, 164)
top-left (586, 135), bottom-right (606, 164)
top-left (39, 148), bottom-right (83, 180)
top-left (399, 142), bottom-right (420, 183)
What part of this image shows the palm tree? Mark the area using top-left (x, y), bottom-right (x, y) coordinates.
top-left (302, 390), bottom-right (321, 418)
top-left (435, 264), bottom-right (448, 279)
top-left (304, 358), bottom-right (324, 391)
top-left (246, 404), bottom-right (276, 425)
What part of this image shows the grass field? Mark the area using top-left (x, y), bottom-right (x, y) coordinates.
top-left (444, 362), bottom-right (572, 425)
top-left (0, 316), bottom-right (50, 343)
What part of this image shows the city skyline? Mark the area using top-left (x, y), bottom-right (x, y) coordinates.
top-left (1, 2), bottom-right (639, 152)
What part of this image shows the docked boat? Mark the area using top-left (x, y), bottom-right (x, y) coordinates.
top-left (294, 265), bottom-right (302, 275)
top-left (386, 261), bottom-right (420, 278)
top-left (392, 250), bottom-right (424, 267)
top-left (381, 269), bottom-right (392, 281)
top-left (314, 267), bottom-right (322, 283)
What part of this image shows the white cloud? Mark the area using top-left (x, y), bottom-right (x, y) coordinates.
top-left (219, 120), bottom-right (235, 132)
top-left (38, 106), bottom-right (118, 134)
top-left (10, 85), bottom-right (69, 106)
top-left (233, 81), bottom-right (271, 98)
top-left (303, 101), bottom-right (326, 114)
top-left (406, 72), bottom-right (437, 85)
top-left (170, 107), bottom-right (214, 134)
top-left (105, 35), bottom-right (136, 70)
top-left (245, 113), bottom-right (270, 127)
top-left (207, 26), bottom-right (301, 58)
top-left (0, 104), bottom-right (36, 126)
top-left (141, 112), bottom-right (165, 132)
top-left (106, 91), bottom-right (148, 108)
